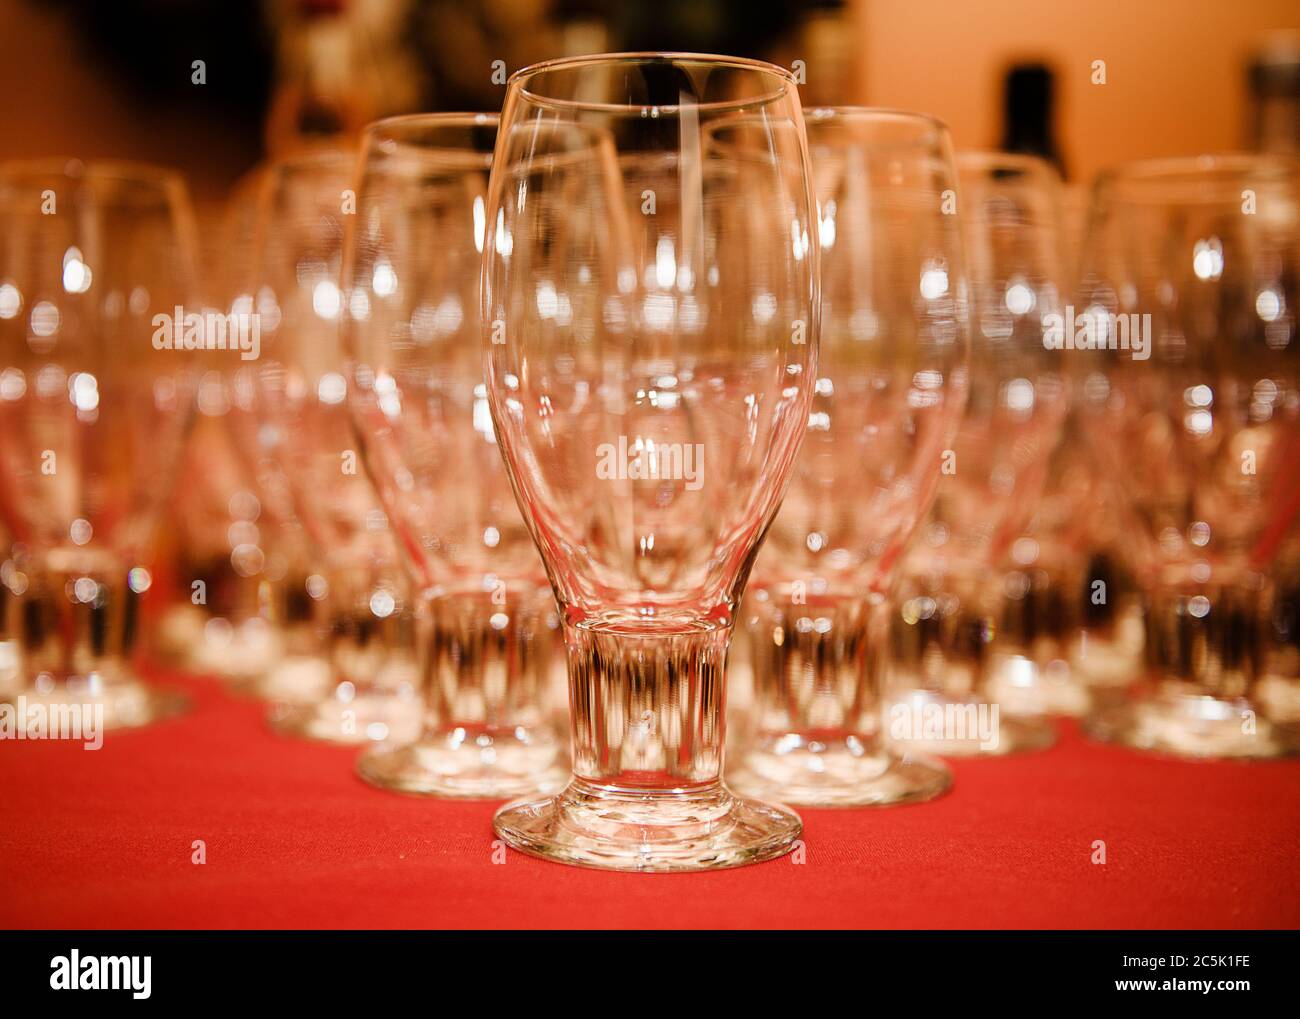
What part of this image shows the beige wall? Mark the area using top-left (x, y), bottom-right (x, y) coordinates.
top-left (855, 0), bottom-right (1300, 182)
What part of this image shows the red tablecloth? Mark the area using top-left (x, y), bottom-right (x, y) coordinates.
top-left (2, 670), bottom-right (1297, 930)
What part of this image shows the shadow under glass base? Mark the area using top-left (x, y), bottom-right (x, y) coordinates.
top-left (1085, 693), bottom-right (1297, 760)
top-left (885, 690), bottom-right (1058, 757)
top-left (727, 736), bottom-right (951, 807)
top-left (492, 778), bottom-right (802, 873)
top-left (267, 689), bottom-right (422, 746)
top-left (2, 674), bottom-right (187, 732)
top-left (356, 728), bottom-right (569, 800)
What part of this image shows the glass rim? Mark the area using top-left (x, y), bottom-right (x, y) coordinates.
top-left (363, 110), bottom-right (499, 143)
top-left (805, 105), bottom-right (952, 136)
top-left (259, 146), bottom-right (359, 176)
top-left (508, 51), bottom-right (798, 114)
top-left (1094, 152), bottom-right (1300, 203)
top-left (361, 112), bottom-right (498, 172)
top-left (0, 156), bottom-right (190, 197)
top-left (224, 147), bottom-right (356, 210)
top-left (956, 148), bottom-right (1062, 180)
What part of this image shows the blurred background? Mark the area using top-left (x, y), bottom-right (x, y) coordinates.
top-left (1, 0), bottom-right (1298, 210)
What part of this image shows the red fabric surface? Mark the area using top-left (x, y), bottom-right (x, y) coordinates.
top-left (1, 670), bottom-right (1298, 930)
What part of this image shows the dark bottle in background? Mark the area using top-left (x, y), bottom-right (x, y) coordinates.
top-left (1000, 62), bottom-right (1065, 179)
top-left (1247, 35), bottom-right (1300, 155)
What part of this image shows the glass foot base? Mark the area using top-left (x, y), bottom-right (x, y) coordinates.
top-left (2, 677), bottom-right (187, 733)
top-left (357, 731), bottom-right (568, 800)
top-left (1256, 675), bottom-right (1300, 725)
top-left (984, 652), bottom-right (1102, 719)
top-left (1085, 694), bottom-right (1297, 760)
top-left (492, 779), bottom-right (803, 872)
top-left (728, 739), bottom-right (951, 807)
top-left (250, 655), bottom-right (333, 704)
top-left (267, 691), bottom-right (422, 746)
top-left (884, 690), bottom-right (1057, 757)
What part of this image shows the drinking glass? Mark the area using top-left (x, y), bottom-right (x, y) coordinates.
top-left (0, 159), bottom-right (198, 729)
top-left (981, 409), bottom-right (1145, 719)
top-left (226, 150), bottom-right (422, 744)
top-left (483, 53), bottom-right (818, 871)
top-left (883, 150), bottom-right (1069, 757)
top-left (1079, 154), bottom-right (1300, 758)
top-left (342, 112), bottom-right (568, 798)
top-left (723, 109), bottom-right (968, 806)
top-left (156, 390), bottom-right (295, 687)
top-left (152, 213), bottom-right (300, 688)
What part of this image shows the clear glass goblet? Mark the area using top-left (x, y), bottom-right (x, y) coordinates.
top-left (981, 405), bottom-right (1145, 719)
top-left (152, 213), bottom-right (302, 690)
top-left (1078, 154), bottom-right (1300, 759)
top-left (157, 388), bottom-right (300, 689)
top-left (723, 109), bottom-right (969, 806)
top-left (0, 159), bottom-right (198, 730)
top-left (342, 112), bottom-right (569, 798)
top-left (483, 53), bottom-right (819, 871)
top-left (883, 150), bottom-right (1069, 757)
top-left (225, 149), bottom-right (422, 744)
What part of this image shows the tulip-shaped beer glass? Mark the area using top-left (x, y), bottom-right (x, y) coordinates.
top-left (726, 109), bottom-right (970, 805)
top-left (885, 151), bottom-right (1069, 757)
top-left (229, 151), bottom-right (423, 744)
top-left (483, 54), bottom-right (819, 871)
top-left (343, 113), bottom-right (568, 798)
top-left (0, 160), bottom-right (198, 728)
top-left (1079, 155), bottom-right (1300, 758)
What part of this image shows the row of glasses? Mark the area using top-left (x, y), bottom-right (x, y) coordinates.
top-left (3, 52), bottom-right (1294, 873)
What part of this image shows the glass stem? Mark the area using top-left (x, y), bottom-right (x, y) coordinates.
top-left (18, 553), bottom-right (139, 692)
top-left (564, 618), bottom-right (730, 794)
top-left (741, 590), bottom-right (883, 750)
top-left (422, 584), bottom-right (560, 739)
top-left (1144, 583), bottom-right (1262, 698)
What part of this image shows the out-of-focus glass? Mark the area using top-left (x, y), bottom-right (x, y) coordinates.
top-left (484, 53), bottom-right (818, 871)
top-left (151, 209), bottom-right (298, 688)
top-left (982, 412), bottom-right (1146, 719)
top-left (343, 112), bottom-right (568, 798)
top-left (883, 150), bottom-right (1069, 757)
top-left (155, 393), bottom-right (295, 687)
top-left (725, 108), bottom-right (968, 806)
top-left (225, 149), bottom-right (422, 744)
top-left (0, 160), bottom-right (198, 729)
top-left (1079, 154), bottom-right (1300, 758)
